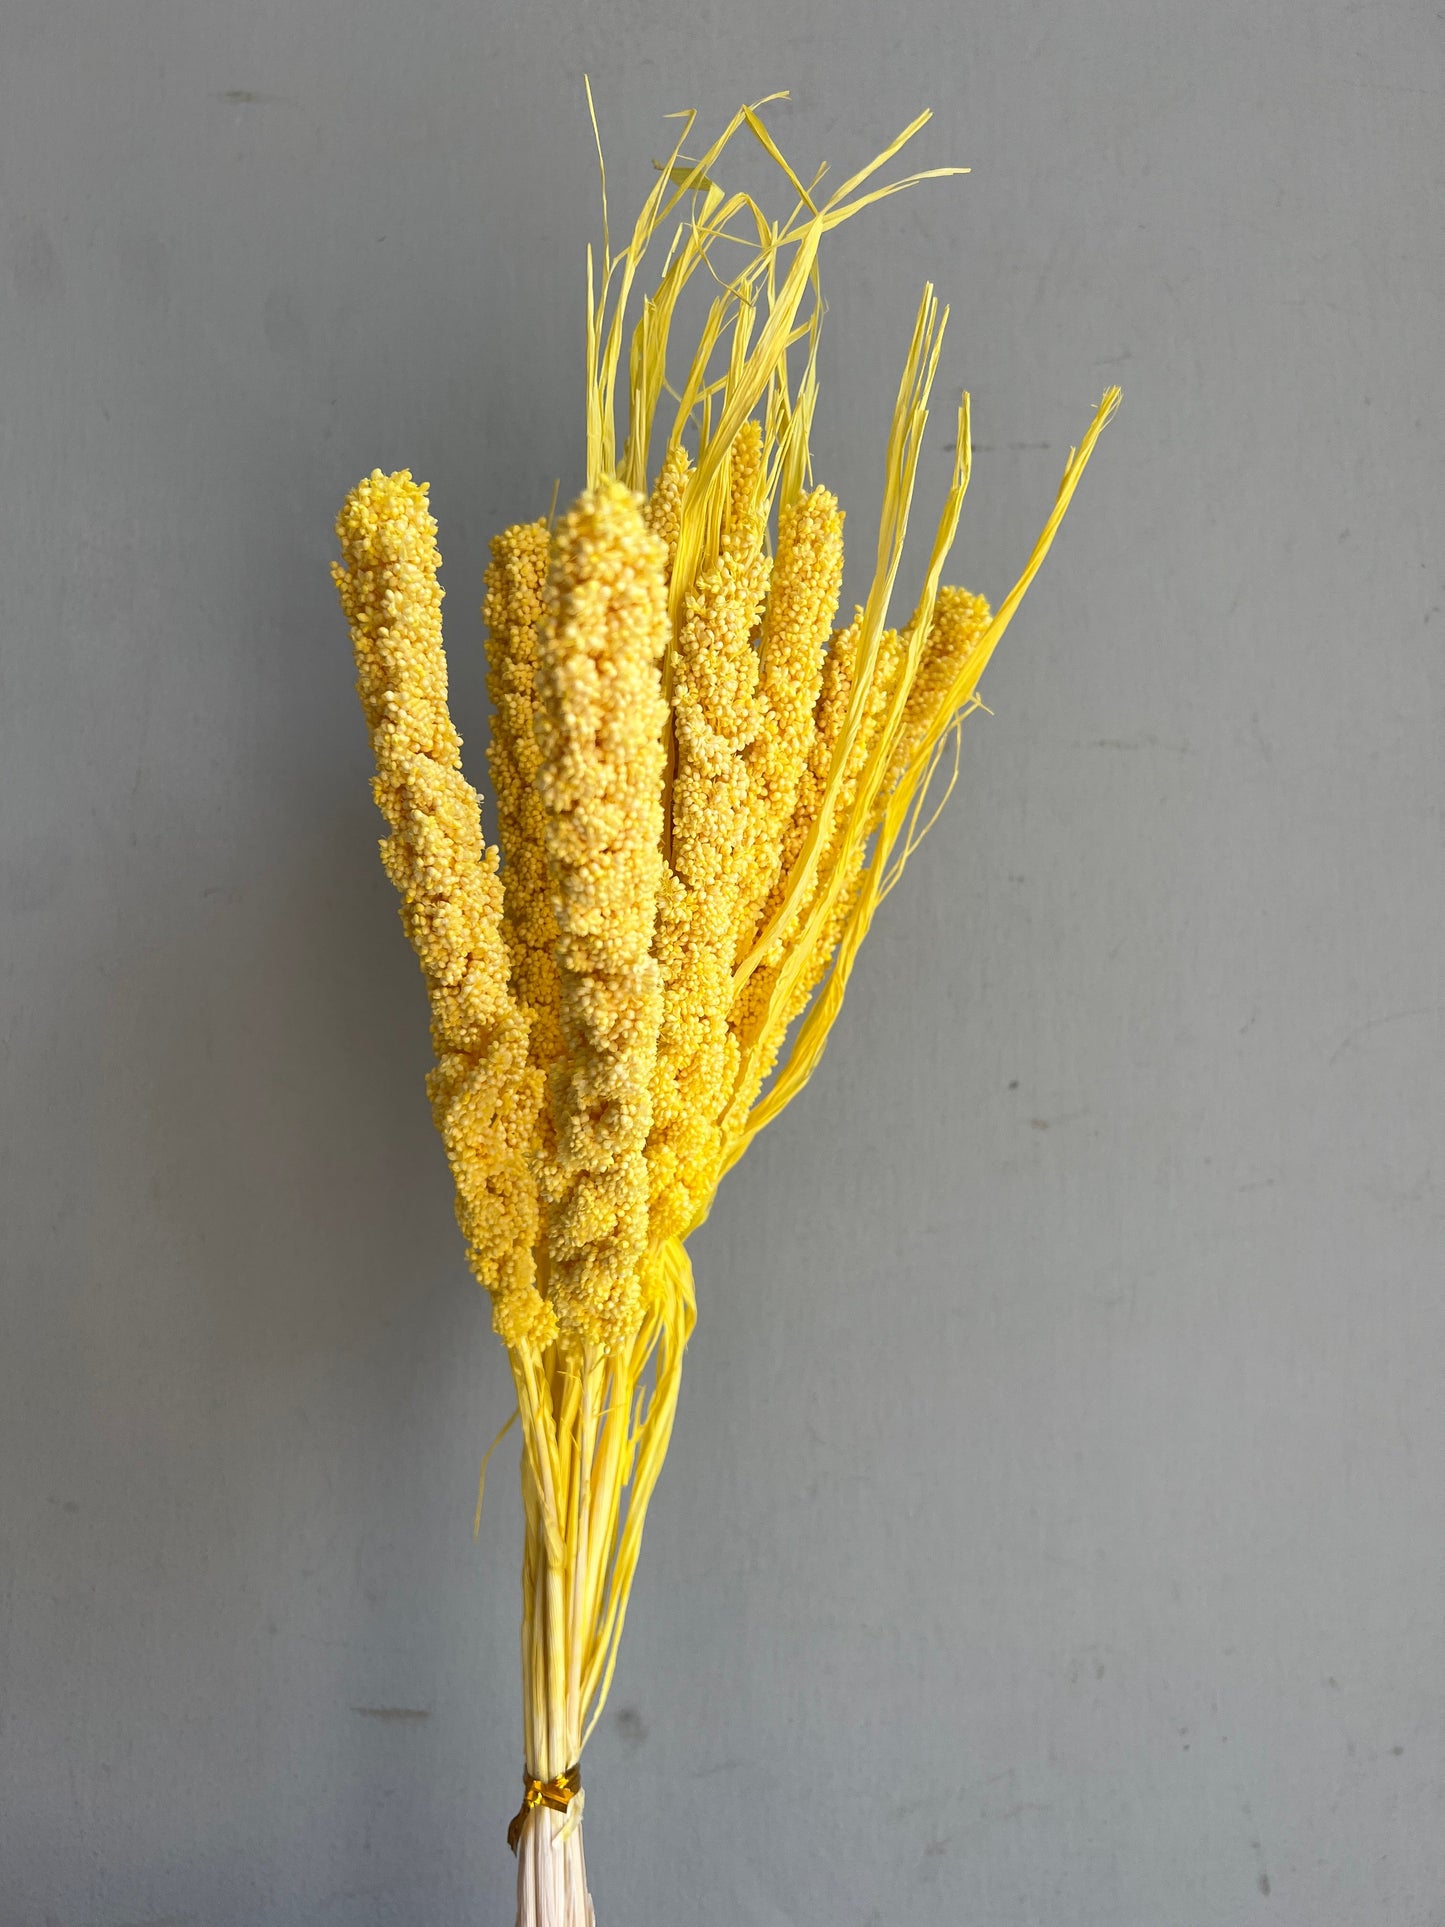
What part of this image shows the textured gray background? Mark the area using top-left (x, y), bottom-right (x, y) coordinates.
top-left (2, 2), bottom-right (1442, 1923)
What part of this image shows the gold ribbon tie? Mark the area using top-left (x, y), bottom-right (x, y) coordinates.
top-left (507, 1764), bottom-right (582, 1854)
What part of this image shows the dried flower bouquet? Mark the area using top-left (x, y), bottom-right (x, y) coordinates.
top-left (331, 95), bottom-right (1115, 1927)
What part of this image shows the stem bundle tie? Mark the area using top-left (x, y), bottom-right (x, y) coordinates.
top-left (507, 1765), bottom-right (583, 1854)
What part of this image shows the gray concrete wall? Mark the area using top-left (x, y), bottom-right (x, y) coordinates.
top-left (2, 4), bottom-right (1441, 1923)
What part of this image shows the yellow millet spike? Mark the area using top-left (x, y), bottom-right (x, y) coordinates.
top-left (727, 622), bottom-right (908, 1111)
top-left (643, 442), bottom-right (691, 579)
top-left (533, 479), bottom-right (670, 1351)
top-left (733, 488), bottom-right (845, 957)
top-left (879, 585), bottom-right (993, 809)
top-left (726, 613), bottom-right (859, 1031)
top-left (790, 615), bottom-right (861, 891)
top-left (647, 526), bottom-right (770, 1241)
top-left (331, 471), bottom-right (554, 1354)
top-left (721, 418), bottom-right (765, 550)
top-left (484, 522), bottom-right (564, 1093)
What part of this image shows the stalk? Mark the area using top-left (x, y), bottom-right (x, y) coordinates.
top-left (515, 1806), bottom-right (595, 1927)
top-left (513, 1350), bottom-right (588, 1926)
top-left (508, 1245), bottom-right (692, 1927)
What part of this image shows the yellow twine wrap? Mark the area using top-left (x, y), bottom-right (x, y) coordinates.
top-left (507, 1765), bottom-right (583, 1854)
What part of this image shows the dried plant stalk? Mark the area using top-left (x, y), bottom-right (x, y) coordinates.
top-left (331, 95), bottom-right (1116, 1927)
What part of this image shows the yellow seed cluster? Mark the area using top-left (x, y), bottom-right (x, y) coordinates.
top-left (801, 624), bottom-right (908, 954)
top-left (647, 521), bottom-right (770, 1240)
top-left (643, 441), bottom-right (691, 578)
top-left (484, 521), bottom-right (564, 1090)
top-left (726, 614), bottom-right (858, 1040)
top-left (881, 585), bottom-right (993, 806)
top-left (733, 488), bottom-right (845, 952)
top-left (721, 418), bottom-right (765, 549)
top-left (727, 621), bottom-right (908, 1110)
top-left (532, 480), bottom-right (671, 1350)
top-left (331, 471), bottom-right (555, 1353)
top-left (786, 616), bottom-right (861, 918)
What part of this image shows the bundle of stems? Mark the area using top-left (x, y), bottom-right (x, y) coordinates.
top-left (332, 95), bottom-right (1115, 1927)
